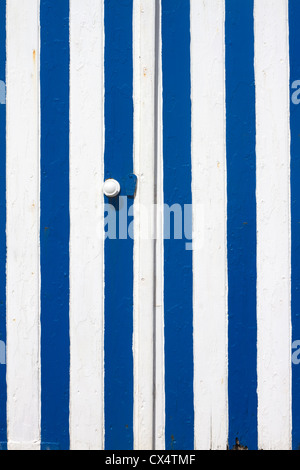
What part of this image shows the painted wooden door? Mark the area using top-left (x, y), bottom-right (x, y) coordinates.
top-left (1, 0), bottom-right (300, 451)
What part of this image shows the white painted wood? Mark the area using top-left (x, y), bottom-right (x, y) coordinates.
top-left (69, 0), bottom-right (105, 450)
top-left (8, 441), bottom-right (40, 451)
top-left (154, 0), bottom-right (165, 451)
top-left (255, 0), bottom-right (292, 450)
top-left (6, 0), bottom-right (41, 450)
top-left (191, 0), bottom-right (228, 450)
top-left (133, 0), bottom-right (156, 450)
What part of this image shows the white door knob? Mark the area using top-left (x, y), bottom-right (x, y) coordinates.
top-left (103, 179), bottom-right (121, 198)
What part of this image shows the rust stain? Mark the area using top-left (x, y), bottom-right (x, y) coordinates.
top-left (33, 49), bottom-right (36, 63)
top-left (232, 438), bottom-right (248, 451)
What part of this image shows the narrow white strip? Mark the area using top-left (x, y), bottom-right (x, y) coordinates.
top-left (191, 0), bottom-right (228, 450)
top-left (6, 0), bottom-right (41, 450)
top-left (255, 0), bottom-right (291, 450)
top-left (133, 0), bottom-right (156, 450)
top-left (154, 0), bottom-right (165, 451)
top-left (69, 0), bottom-right (105, 450)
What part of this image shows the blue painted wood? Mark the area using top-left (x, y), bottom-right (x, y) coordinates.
top-left (40, 0), bottom-right (70, 450)
top-left (0, 0), bottom-right (6, 450)
top-left (162, 0), bottom-right (194, 451)
top-left (226, 0), bottom-right (258, 450)
top-left (122, 174), bottom-right (137, 197)
top-left (40, 442), bottom-right (60, 451)
top-left (104, 0), bottom-right (134, 450)
top-left (289, 0), bottom-right (300, 451)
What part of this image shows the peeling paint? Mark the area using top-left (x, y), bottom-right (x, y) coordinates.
top-left (231, 438), bottom-right (248, 451)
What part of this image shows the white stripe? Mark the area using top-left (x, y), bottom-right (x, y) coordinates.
top-left (133, 0), bottom-right (156, 450)
top-left (154, 0), bottom-right (165, 451)
top-left (191, 0), bottom-right (228, 450)
top-left (69, 0), bottom-right (105, 450)
top-left (255, 0), bottom-right (292, 450)
top-left (8, 441), bottom-right (40, 451)
top-left (6, 0), bottom-right (41, 450)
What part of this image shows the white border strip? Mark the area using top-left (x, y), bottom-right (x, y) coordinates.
top-left (69, 0), bottom-right (105, 450)
top-left (255, 0), bottom-right (292, 450)
top-left (6, 0), bottom-right (41, 450)
top-left (154, 0), bottom-right (165, 451)
top-left (191, 0), bottom-right (228, 450)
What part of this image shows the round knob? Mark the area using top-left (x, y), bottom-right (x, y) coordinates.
top-left (103, 179), bottom-right (121, 198)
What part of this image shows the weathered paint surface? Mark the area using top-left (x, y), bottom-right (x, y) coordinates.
top-left (133, 0), bottom-right (156, 450)
top-left (6, 0), bottom-right (41, 451)
top-left (191, 0), bottom-right (228, 450)
top-left (0, 0), bottom-right (6, 449)
top-left (226, 0), bottom-right (258, 450)
top-left (40, 0), bottom-right (70, 450)
top-left (255, 0), bottom-right (291, 450)
top-left (162, 0), bottom-right (194, 451)
top-left (69, 0), bottom-right (104, 451)
top-left (1, 0), bottom-right (300, 450)
top-left (290, 0), bottom-right (300, 451)
top-left (104, 0), bottom-right (134, 450)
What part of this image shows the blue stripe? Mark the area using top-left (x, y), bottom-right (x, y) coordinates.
top-left (0, 0), bottom-right (6, 450)
top-left (226, 0), bottom-right (257, 450)
top-left (162, 0), bottom-right (194, 451)
top-left (40, 0), bottom-right (70, 450)
top-left (290, 0), bottom-right (300, 451)
top-left (104, 0), bottom-right (134, 450)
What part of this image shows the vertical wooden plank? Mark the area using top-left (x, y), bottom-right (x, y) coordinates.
top-left (289, 0), bottom-right (300, 451)
top-left (69, 0), bottom-right (104, 450)
top-left (191, 0), bottom-right (228, 450)
top-left (40, 0), bottom-right (70, 450)
top-left (255, 0), bottom-right (292, 450)
top-left (133, 0), bottom-right (156, 450)
top-left (0, 0), bottom-right (6, 449)
top-left (162, 0), bottom-right (194, 450)
top-left (6, 0), bottom-right (41, 450)
top-left (226, 0), bottom-right (258, 450)
top-left (104, 0), bottom-right (134, 450)
top-left (154, 0), bottom-right (165, 451)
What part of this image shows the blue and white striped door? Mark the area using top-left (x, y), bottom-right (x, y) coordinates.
top-left (1, 0), bottom-right (300, 451)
